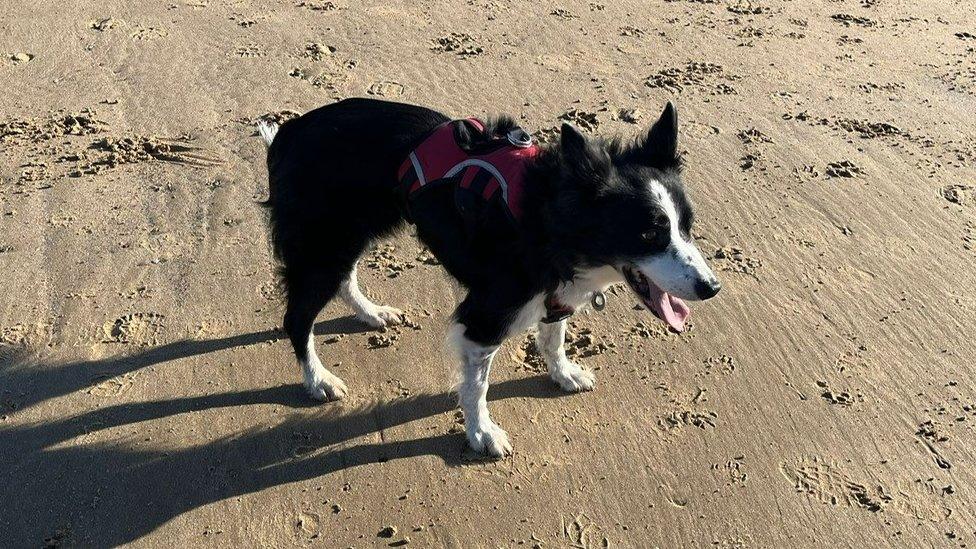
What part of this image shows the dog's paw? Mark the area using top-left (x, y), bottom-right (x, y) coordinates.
top-left (550, 362), bottom-right (596, 392)
top-left (358, 305), bottom-right (404, 329)
top-left (305, 372), bottom-right (348, 402)
top-left (467, 422), bottom-right (513, 458)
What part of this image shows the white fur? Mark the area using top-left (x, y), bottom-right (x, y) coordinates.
top-left (339, 263), bottom-right (404, 328)
top-left (448, 266), bottom-right (618, 455)
top-left (300, 333), bottom-right (348, 401)
top-left (503, 293), bottom-right (547, 340)
top-left (537, 319), bottom-right (595, 392)
top-left (554, 265), bottom-right (621, 309)
top-left (257, 120), bottom-right (279, 146)
top-left (449, 325), bottom-right (512, 457)
top-left (503, 265), bottom-right (621, 342)
top-left (632, 181), bottom-right (716, 300)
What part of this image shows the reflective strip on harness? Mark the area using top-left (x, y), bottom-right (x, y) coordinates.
top-left (445, 159), bottom-right (510, 205)
top-left (408, 152), bottom-right (427, 188)
top-left (397, 118), bottom-right (540, 223)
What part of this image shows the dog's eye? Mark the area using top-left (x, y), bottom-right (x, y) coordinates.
top-left (641, 224), bottom-right (670, 249)
top-left (641, 230), bottom-right (663, 243)
top-left (652, 213), bottom-right (669, 227)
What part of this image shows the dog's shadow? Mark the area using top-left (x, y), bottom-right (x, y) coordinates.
top-left (0, 319), bottom-right (568, 546)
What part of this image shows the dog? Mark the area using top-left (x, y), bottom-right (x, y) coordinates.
top-left (258, 98), bottom-right (720, 457)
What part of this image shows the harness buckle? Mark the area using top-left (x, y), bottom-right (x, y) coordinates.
top-left (506, 128), bottom-right (533, 148)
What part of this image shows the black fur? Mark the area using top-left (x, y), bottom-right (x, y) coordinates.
top-left (263, 98), bottom-right (691, 359)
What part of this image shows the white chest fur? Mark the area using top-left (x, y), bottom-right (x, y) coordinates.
top-left (504, 265), bottom-right (622, 339)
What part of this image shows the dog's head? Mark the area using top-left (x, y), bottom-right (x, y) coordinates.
top-left (553, 102), bottom-right (720, 331)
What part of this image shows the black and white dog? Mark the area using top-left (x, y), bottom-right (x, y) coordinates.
top-left (258, 98), bottom-right (720, 457)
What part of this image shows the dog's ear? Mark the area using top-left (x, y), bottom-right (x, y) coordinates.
top-left (560, 123), bottom-right (611, 187)
top-left (641, 101), bottom-right (679, 169)
top-left (560, 122), bottom-right (588, 154)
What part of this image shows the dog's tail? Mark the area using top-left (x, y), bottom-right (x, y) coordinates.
top-left (257, 120), bottom-right (279, 147)
top-left (256, 120), bottom-right (280, 209)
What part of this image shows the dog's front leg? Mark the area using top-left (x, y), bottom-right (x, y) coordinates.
top-left (537, 320), bottom-right (596, 392)
top-left (454, 329), bottom-right (512, 458)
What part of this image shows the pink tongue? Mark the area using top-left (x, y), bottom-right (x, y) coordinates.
top-left (648, 286), bottom-right (690, 332)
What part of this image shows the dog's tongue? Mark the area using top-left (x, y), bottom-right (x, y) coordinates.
top-left (646, 284), bottom-right (690, 332)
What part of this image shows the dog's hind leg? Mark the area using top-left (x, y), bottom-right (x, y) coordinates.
top-left (339, 262), bottom-right (404, 328)
top-left (284, 270), bottom-right (348, 401)
top-left (537, 319), bottom-right (595, 392)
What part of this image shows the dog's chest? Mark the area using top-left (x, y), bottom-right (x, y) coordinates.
top-left (504, 266), bottom-right (622, 337)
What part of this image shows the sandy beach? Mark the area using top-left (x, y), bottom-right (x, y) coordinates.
top-left (2, 0), bottom-right (975, 546)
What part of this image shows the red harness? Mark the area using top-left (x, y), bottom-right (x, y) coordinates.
top-left (397, 118), bottom-right (540, 223)
top-left (397, 119), bottom-right (575, 323)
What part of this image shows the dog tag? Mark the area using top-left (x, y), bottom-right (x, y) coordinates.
top-left (591, 291), bottom-right (606, 311)
top-left (507, 128), bottom-right (533, 148)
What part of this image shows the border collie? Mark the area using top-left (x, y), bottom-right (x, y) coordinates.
top-left (258, 98), bottom-right (720, 457)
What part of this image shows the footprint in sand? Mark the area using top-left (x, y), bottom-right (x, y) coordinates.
top-left (92, 135), bottom-right (222, 168)
top-left (941, 184), bottom-right (975, 207)
top-left (825, 160), bottom-right (865, 178)
top-left (234, 44), bottom-right (266, 57)
top-left (559, 109), bottom-right (600, 132)
top-left (659, 409), bottom-right (718, 431)
top-left (228, 13), bottom-right (260, 28)
top-left (510, 335), bottom-right (547, 374)
top-left (560, 513), bottom-right (604, 548)
top-left (550, 7), bottom-right (578, 19)
top-left (367, 331), bottom-right (399, 349)
top-left (256, 110), bottom-right (301, 126)
top-left (295, 511), bottom-right (321, 538)
top-left (88, 372), bottom-right (140, 398)
top-left (831, 13), bottom-right (877, 28)
top-left (1, 322), bottom-right (53, 351)
top-left (702, 354), bottom-right (736, 376)
top-left (815, 380), bottom-right (861, 407)
top-left (779, 457), bottom-right (950, 520)
top-left (619, 25), bottom-right (645, 37)
top-left (9, 52), bottom-right (34, 64)
top-left (101, 313), bottom-right (165, 345)
top-left (711, 456), bottom-right (748, 487)
top-left (130, 25), bottom-right (168, 40)
top-left (367, 81), bottom-right (405, 97)
top-left (89, 18), bottom-right (118, 31)
top-left (431, 33), bottom-right (485, 57)
top-left (727, 0), bottom-right (770, 15)
top-left (645, 62), bottom-right (738, 95)
top-left (297, 0), bottom-right (340, 11)
top-left (711, 246), bottom-right (762, 278)
top-left (734, 25), bottom-right (770, 47)
top-left (737, 127), bottom-right (773, 144)
top-left (303, 42), bottom-right (336, 60)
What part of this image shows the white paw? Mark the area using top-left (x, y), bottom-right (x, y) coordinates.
top-left (467, 422), bottom-right (513, 458)
top-left (550, 362), bottom-right (596, 392)
top-left (305, 372), bottom-right (348, 401)
top-left (357, 305), bottom-right (404, 329)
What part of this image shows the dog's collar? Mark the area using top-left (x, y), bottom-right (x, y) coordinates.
top-left (542, 292), bottom-right (607, 324)
top-left (542, 293), bottom-right (574, 324)
top-left (541, 291), bottom-right (608, 324)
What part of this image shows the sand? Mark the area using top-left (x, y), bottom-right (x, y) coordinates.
top-left (2, 0), bottom-right (975, 547)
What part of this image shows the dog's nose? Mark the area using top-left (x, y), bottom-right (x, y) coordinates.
top-left (695, 278), bottom-right (721, 300)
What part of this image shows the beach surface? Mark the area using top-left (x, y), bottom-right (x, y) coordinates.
top-left (2, 0), bottom-right (975, 546)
